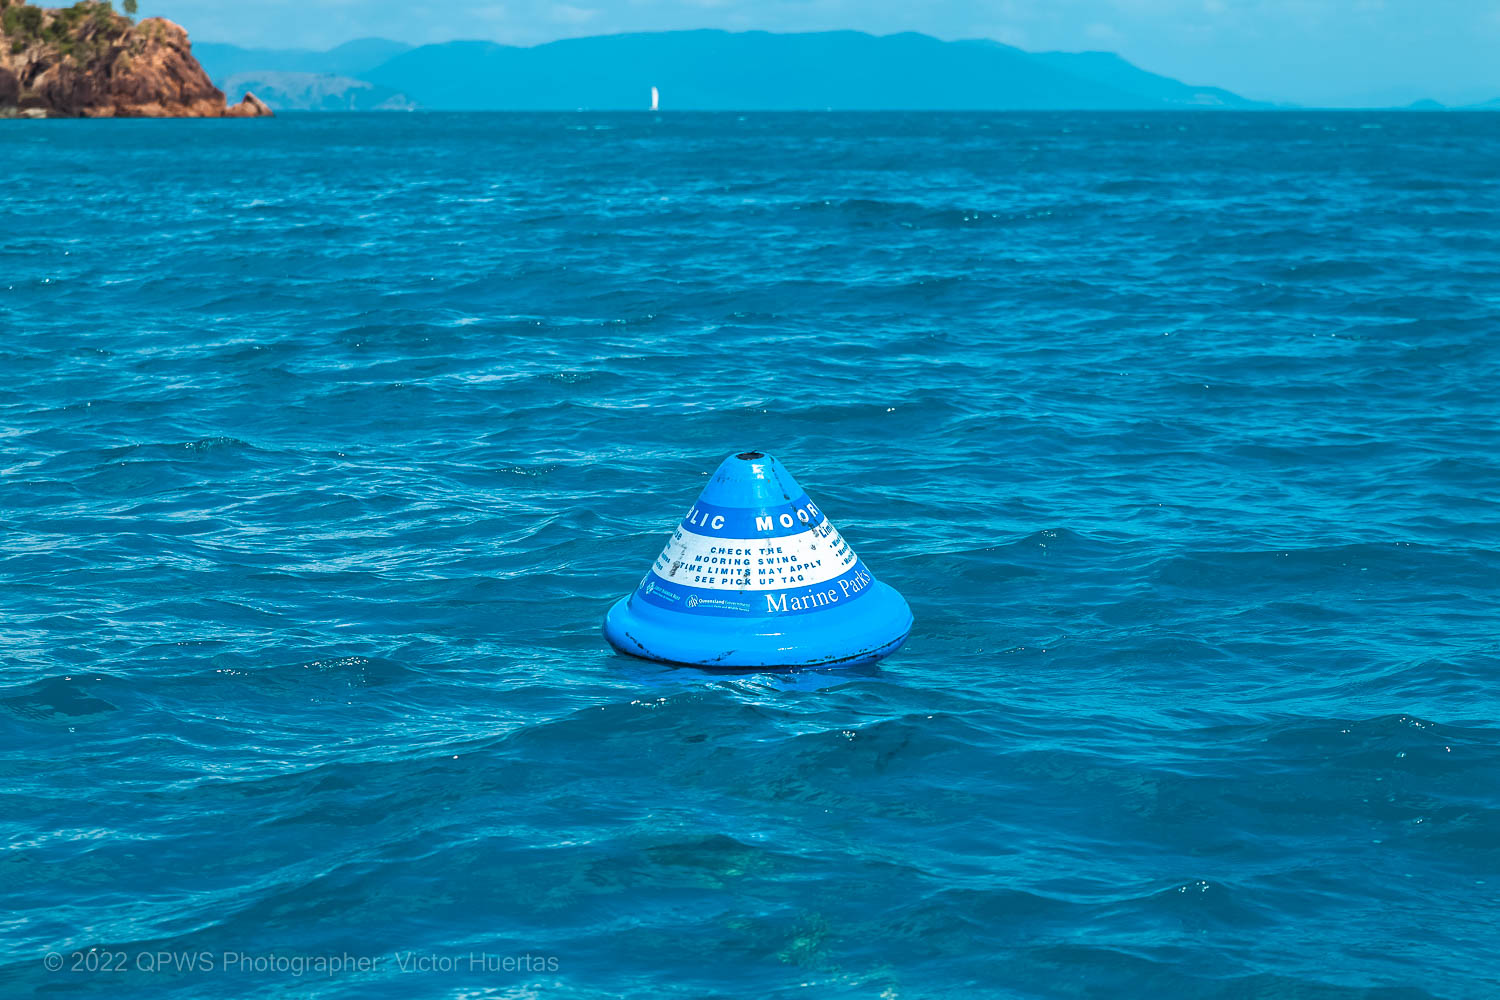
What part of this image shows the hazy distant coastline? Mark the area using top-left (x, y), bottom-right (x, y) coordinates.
top-left (198, 29), bottom-right (1277, 112)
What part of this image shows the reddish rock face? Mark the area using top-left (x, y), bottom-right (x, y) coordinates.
top-left (226, 91), bottom-right (273, 118)
top-left (0, 2), bottom-right (271, 118)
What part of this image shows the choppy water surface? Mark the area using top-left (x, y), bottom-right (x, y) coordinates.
top-left (3, 112), bottom-right (1499, 998)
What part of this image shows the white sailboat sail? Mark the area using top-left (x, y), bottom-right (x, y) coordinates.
top-left (650, 86), bottom-right (659, 111)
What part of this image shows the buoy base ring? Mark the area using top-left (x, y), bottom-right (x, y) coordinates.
top-left (603, 581), bottom-right (913, 670)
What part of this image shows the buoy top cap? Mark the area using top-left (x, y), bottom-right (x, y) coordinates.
top-left (698, 451), bottom-right (805, 508)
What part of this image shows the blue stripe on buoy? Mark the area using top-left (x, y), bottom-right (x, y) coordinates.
top-left (636, 561), bottom-right (876, 617)
top-left (677, 494), bottom-right (826, 538)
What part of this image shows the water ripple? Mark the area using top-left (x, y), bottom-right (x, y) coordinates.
top-left (1, 112), bottom-right (1497, 999)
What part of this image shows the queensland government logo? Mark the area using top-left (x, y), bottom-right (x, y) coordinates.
top-left (686, 595), bottom-right (751, 612)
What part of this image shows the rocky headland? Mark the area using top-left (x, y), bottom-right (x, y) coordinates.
top-left (0, 0), bottom-right (270, 117)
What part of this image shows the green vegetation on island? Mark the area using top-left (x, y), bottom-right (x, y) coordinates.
top-left (0, 0), bottom-right (270, 116)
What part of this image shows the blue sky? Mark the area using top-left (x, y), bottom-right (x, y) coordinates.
top-left (146, 0), bottom-right (1500, 107)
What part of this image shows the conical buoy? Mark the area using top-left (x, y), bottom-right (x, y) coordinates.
top-left (603, 451), bottom-right (912, 668)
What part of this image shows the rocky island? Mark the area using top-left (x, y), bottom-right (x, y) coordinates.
top-left (0, 0), bottom-right (270, 117)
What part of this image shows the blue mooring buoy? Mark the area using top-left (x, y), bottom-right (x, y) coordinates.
top-left (603, 451), bottom-right (913, 669)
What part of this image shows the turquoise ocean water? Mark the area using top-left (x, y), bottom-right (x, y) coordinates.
top-left (2, 112), bottom-right (1498, 998)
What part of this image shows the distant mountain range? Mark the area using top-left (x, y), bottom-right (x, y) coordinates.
top-left (196, 30), bottom-right (1279, 112)
top-left (219, 72), bottom-right (415, 112)
top-left (195, 38), bottom-right (413, 80)
top-left (1402, 97), bottom-right (1500, 110)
